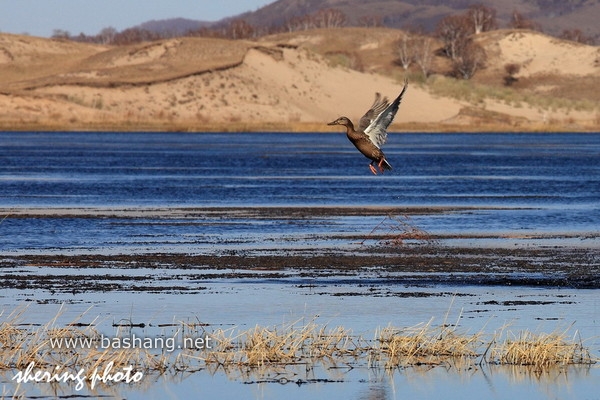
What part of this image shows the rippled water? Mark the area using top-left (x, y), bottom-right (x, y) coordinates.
top-left (2, 131), bottom-right (599, 207)
top-left (1, 131), bottom-right (600, 400)
top-left (1, 132), bottom-right (599, 254)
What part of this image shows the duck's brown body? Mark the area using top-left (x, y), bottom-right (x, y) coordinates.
top-left (338, 118), bottom-right (391, 174)
top-left (328, 81), bottom-right (407, 175)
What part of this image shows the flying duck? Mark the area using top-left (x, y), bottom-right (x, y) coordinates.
top-left (328, 80), bottom-right (408, 175)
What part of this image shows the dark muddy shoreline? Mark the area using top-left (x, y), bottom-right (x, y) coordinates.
top-left (2, 206), bottom-right (599, 292)
top-left (3, 245), bottom-right (600, 292)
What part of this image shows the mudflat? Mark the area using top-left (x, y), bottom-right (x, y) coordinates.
top-left (3, 206), bottom-right (599, 292)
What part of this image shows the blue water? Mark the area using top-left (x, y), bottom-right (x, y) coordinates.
top-left (1, 131), bottom-right (599, 254)
top-left (1, 131), bottom-right (599, 207)
top-left (2, 131), bottom-right (600, 400)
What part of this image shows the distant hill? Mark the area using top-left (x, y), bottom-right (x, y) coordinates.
top-left (244, 0), bottom-right (600, 37)
top-left (1, 27), bottom-right (598, 132)
top-left (138, 0), bottom-right (600, 40)
top-left (136, 18), bottom-right (212, 36)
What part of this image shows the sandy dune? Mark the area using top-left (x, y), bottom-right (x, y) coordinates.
top-left (0, 28), bottom-right (598, 132)
top-left (495, 30), bottom-right (600, 77)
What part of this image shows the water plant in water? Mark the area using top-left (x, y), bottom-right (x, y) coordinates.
top-left (0, 307), bottom-right (596, 392)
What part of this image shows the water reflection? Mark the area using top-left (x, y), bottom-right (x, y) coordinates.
top-left (3, 361), bottom-right (595, 400)
top-left (1, 301), bottom-right (597, 400)
top-left (356, 383), bottom-right (390, 400)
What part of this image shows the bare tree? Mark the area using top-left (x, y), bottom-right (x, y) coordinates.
top-left (112, 28), bottom-right (159, 45)
top-left (467, 4), bottom-right (497, 34)
top-left (51, 29), bottom-right (70, 39)
top-left (313, 8), bottom-right (347, 28)
top-left (226, 19), bottom-right (255, 39)
top-left (187, 26), bottom-right (223, 38)
top-left (508, 10), bottom-right (539, 30)
top-left (436, 15), bottom-right (471, 60)
top-left (452, 41), bottom-right (487, 79)
top-left (396, 33), bottom-right (415, 70)
top-left (98, 27), bottom-right (117, 44)
top-left (414, 36), bottom-right (434, 79)
top-left (284, 15), bottom-right (312, 32)
top-left (560, 29), bottom-right (595, 45)
top-left (358, 15), bottom-right (383, 27)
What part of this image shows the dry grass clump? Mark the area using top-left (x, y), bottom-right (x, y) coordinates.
top-left (486, 328), bottom-right (593, 369)
top-left (0, 307), bottom-right (152, 376)
top-left (0, 306), bottom-right (596, 389)
top-left (200, 321), bottom-right (362, 369)
top-left (374, 320), bottom-right (481, 369)
top-left (360, 214), bottom-right (435, 247)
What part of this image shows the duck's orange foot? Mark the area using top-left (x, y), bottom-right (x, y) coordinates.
top-left (377, 159), bottom-right (386, 173)
top-left (369, 164), bottom-right (378, 175)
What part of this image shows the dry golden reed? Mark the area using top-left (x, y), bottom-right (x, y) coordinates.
top-left (486, 327), bottom-right (593, 369)
top-left (0, 307), bottom-right (596, 384)
top-left (196, 321), bottom-right (362, 369)
top-left (359, 214), bottom-right (436, 246)
top-left (374, 320), bottom-right (482, 369)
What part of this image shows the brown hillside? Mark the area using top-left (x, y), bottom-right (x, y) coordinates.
top-left (239, 0), bottom-right (600, 39)
top-left (0, 28), bottom-right (598, 132)
top-left (1, 37), bottom-right (251, 91)
top-left (0, 34), bottom-right (106, 87)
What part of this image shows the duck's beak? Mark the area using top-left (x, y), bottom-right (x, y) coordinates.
top-left (327, 120), bottom-right (338, 126)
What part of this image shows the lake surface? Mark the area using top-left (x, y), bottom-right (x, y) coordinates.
top-left (1, 131), bottom-right (599, 208)
top-left (1, 131), bottom-right (599, 254)
top-left (1, 131), bottom-right (599, 400)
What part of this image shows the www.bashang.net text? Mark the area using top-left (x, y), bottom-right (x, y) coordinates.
top-left (49, 333), bottom-right (213, 353)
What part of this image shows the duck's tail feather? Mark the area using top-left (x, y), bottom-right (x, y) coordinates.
top-left (381, 158), bottom-right (392, 170)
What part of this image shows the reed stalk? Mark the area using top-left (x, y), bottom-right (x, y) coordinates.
top-left (0, 307), bottom-right (595, 386)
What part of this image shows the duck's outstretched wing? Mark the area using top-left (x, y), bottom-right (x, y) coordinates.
top-left (363, 79), bottom-right (408, 148)
top-left (358, 92), bottom-right (390, 133)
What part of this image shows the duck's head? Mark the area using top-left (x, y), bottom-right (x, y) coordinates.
top-left (327, 116), bottom-right (352, 127)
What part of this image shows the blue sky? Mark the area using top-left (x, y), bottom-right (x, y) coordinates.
top-left (0, 0), bottom-right (274, 37)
